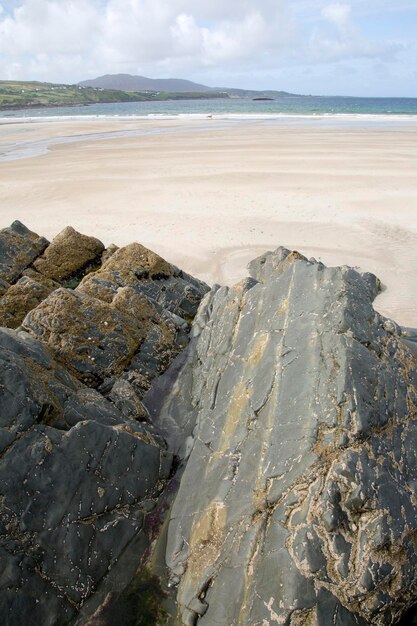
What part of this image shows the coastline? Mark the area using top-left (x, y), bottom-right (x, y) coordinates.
top-left (1, 116), bottom-right (417, 326)
top-left (2, 111), bottom-right (417, 124)
top-left (1, 113), bottom-right (416, 163)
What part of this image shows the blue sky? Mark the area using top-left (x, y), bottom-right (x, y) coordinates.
top-left (0, 0), bottom-right (416, 96)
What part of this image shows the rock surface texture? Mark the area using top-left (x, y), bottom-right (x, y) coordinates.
top-left (23, 242), bottom-right (208, 398)
top-left (33, 225), bottom-right (105, 282)
top-left (0, 223), bottom-right (103, 328)
top-left (2, 220), bottom-right (417, 626)
top-left (0, 327), bottom-right (172, 626)
top-left (0, 222), bottom-right (208, 626)
top-left (0, 220), bottom-right (48, 290)
top-left (161, 248), bottom-right (417, 626)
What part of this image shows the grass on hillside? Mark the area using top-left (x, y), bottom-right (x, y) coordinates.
top-left (0, 80), bottom-right (228, 110)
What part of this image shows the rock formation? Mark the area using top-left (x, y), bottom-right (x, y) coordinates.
top-left (0, 221), bottom-right (48, 294)
top-left (159, 248), bottom-right (417, 626)
top-left (2, 221), bottom-right (417, 626)
top-left (0, 222), bottom-right (208, 626)
top-left (32, 226), bottom-right (104, 283)
top-left (0, 326), bottom-right (173, 625)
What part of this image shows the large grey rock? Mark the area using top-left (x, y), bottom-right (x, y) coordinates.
top-left (0, 327), bottom-right (172, 626)
top-left (161, 248), bottom-right (417, 625)
top-left (142, 284), bottom-right (223, 457)
top-left (0, 220), bottom-right (48, 284)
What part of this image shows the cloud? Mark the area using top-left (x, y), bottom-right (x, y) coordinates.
top-left (307, 1), bottom-right (403, 64)
top-left (0, 0), bottom-right (414, 95)
top-left (0, 0), bottom-right (296, 80)
top-left (291, 0), bottom-right (417, 19)
top-left (321, 2), bottom-right (351, 26)
top-left (0, 0), bottom-right (99, 56)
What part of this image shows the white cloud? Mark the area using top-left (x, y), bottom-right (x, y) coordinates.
top-left (291, 0), bottom-right (417, 19)
top-left (308, 1), bottom-right (403, 64)
top-left (0, 1), bottom-right (99, 56)
top-left (0, 0), bottom-right (414, 96)
top-left (321, 3), bottom-right (351, 27)
top-left (0, 0), bottom-right (295, 80)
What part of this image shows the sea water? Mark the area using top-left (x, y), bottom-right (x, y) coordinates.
top-left (1, 95), bottom-right (417, 119)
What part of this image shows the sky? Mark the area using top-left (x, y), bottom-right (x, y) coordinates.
top-left (0, 0), bottom-right (416, 96)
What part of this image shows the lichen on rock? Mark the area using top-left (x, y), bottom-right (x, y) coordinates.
top-left (33, 225), bottom-right (105, 282)
top-left (0, 222), bottom-right (209, 626)
top-left (160, 247), bottom-right (417, 626)
top-left (3, 222), bottom-right (417, 626)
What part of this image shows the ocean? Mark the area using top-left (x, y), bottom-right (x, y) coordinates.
top-left (1, 95), bottom-right (417, 119)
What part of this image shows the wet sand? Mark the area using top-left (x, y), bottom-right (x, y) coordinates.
top-left (0, 116), bottom-right (417, 326)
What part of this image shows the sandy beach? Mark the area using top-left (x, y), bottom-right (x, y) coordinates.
top-left (0, 116), bottom-right (417, 326)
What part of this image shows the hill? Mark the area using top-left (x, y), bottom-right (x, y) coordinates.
top-left (0, 80), bottom-right (228, 110)
top-left (79, 74), bottom-right (300, 98)
top-left (0, 80), bottom-right (151, 110)
top-left (79, 73), bottom-right (212, 93)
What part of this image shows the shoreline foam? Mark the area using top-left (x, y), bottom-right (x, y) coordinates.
top-left (2, 112), bottom-right (417, 124)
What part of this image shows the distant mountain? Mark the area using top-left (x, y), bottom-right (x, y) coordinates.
top-left (78, 74), bottom-right (300, 98)
top-left (78, 74), bottom-right (213, 93)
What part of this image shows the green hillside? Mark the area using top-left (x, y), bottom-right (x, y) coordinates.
top-left (0, 80), bottom-right (229, 110)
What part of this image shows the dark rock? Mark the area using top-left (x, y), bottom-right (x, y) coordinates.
top-left (0, 326), bottom-right (172, 626)
top-left (78, 242), bottom-right (209, 320)
top-left (0, 224), bottom-right (212, 626)
top-left (160, 247), bottom-right (417, 625)
top-left (6, 225), bottom-right (417, 626)
top-left (108, 379), bottom-right (148, 420)
top-left (142, 285), bottom-right (221, 456)
top-left (0, 220), bottom-right (48, 284)
top-left (33, 226), bottom-right (104, 282)
top-left (83, 569), bottom-right (169, 626)
top-left (0, 326), bottom-right (79, 443)
top-left (0, 420), bottom-right (171, 625)
top-left (397, 604), bottom-right (417, 625)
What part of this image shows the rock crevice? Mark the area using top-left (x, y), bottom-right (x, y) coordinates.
top-left (2, 224), bottom-right (417, 626)
top-left (0, 222), bottom-right (208, 626)
top-left (159, 247), bottom-right (417, 626)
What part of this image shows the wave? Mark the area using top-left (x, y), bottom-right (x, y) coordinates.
top-left (2, 112), bottom-right (417, 125)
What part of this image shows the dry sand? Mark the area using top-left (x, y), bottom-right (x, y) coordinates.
top-left (1, 116), bottom-right (417, 326)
